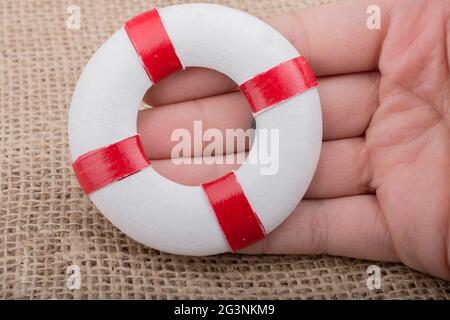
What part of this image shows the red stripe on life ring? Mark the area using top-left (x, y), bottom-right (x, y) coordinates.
top-left (73, 135), bottom-right (150, 195)
top-left (202, 172), bottom-right (266, 251)
top-left (125, 9), bottom-right (183, 83)
top-left (240, 56), bottom-right (318, 113)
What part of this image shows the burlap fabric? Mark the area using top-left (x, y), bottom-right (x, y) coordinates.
top-left (1, 0), bottom-right (449, 299)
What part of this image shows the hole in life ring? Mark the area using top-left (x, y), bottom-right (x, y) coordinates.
top-left (137, 67), bottom-right (255, 186)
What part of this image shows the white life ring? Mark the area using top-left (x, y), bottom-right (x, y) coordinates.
top-left (68, 3), bottom-right (322, 255)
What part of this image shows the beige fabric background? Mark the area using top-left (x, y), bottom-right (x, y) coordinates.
top-left (0, 0), bottom-right (449, 299)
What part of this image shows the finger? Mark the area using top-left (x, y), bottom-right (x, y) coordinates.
top-left (138, 92), bottom-right (253, 160)
top-left (150, 138), bottom-right (372, 199)
top-left (144, 67), bottom-right (237, 107)
top-left (144, 0), bottom-right (388, 106)
top-left (305, 137), bottom-right (373, 199)
top-left (320, 72), bottom-right (379, 140)
top-left (267, 0), bottom-right (388, 76)
top-left (240, 195), bottom-right (399, 263)
top-left (138, 72), bottom-right (379, 159)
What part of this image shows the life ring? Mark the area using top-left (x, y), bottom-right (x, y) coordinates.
top-left (68, 3), bottom-right (322, 255)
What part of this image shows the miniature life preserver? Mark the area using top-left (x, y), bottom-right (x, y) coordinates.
top-left (68, 3), bottom-right (322, 255)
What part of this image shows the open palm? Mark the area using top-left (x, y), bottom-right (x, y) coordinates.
top-left (137, 0), bottom-right (450, 280)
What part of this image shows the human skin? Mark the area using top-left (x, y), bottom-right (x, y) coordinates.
top-left (136, 0), bottom-right (450, 280)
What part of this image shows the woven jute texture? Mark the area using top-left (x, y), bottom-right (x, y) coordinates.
top-left (1, 0), bottom-right (449, 299)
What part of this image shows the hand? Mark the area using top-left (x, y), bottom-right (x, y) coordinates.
top-left (137, 0), bottom-right (450, 280)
